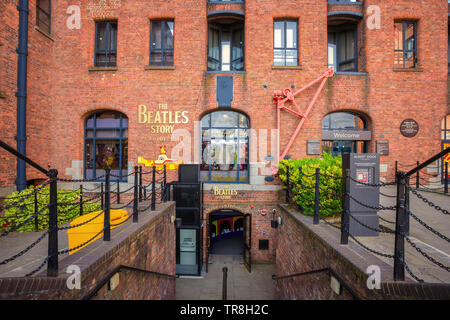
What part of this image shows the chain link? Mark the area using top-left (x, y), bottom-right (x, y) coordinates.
top-left (348, 176), bottom-right (396, 187)
top-left (406, 209), bottom-right (449, 243)
top-left (57, 175), bottom-right (106, 183)
top-left (408, 188), bottom-right (449, 215)
top-left (58, 228), bottom-right (105, 255)
top-left (0, 230), bottom-right (49, 265)
top-left (347, 193), bottom-right (396, 211)
top-left (402, 233), bottom-right (450, 272)
top-left (0, 180), bottom-right (51, 212)
top-left (348, 214), bottom-right (395, 234)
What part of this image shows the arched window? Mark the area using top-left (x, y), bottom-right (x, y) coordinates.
top-left (200, 111), bottom-right (249, 182)
top-left (84, 111), bottom-right (128, 181)
top-left (321, 112), bottom-right (369, 156)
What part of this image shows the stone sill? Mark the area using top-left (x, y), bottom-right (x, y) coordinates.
top-left (335, 71), bottom-right (368, 76)
top-left (393, 67), bottom-right (423, 73)
top-left (206, 70), bottom-right (246, 74)
top-left (34, 25), bottom-right (54, 41)
top-left (145, 65), bottom-right (175, 70)
top-left (272, 65), bottom-right (303, 70)
top-left (88, 66), bottom-right (118, 72)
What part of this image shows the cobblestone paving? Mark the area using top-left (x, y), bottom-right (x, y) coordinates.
top-left (176, 255), bottom-right (276, 300)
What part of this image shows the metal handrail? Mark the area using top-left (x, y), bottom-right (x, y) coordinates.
top-left (406, 147), bottom-right (450, 177)
top-left (81, 265), bottom-right (177, 300)
top-left (272, 267), bottom-right (361, 300)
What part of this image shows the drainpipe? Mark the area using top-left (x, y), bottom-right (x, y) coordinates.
top-left (15, 0), bottom-right (29, 191)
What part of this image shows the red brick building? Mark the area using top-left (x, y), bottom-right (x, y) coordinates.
top-left (0, 0), bottom-right (449, 274)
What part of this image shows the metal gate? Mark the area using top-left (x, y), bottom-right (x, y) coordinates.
top-left (243, 213), bottom-right (252, 272)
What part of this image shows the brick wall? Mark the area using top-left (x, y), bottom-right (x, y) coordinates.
top-left (0, 202), bottom-right (176, 300)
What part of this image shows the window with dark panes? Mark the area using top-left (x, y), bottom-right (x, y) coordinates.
top-left (273, 20), bottom-right (298, 66)
top-left (84, 111), bottom-right (128, 182)
top-left (200, 111), bottom-right (249, 182)
top-left (394, 21), bottom-right (417, 68)
top-left (36, 0), bottom-right (51, 34)
top-left (150, 20), bottom-right (174, 66)
top-left (328, 25), bottom-right (357, 72)
top-left (95, 21), bottom-right (117, 67)
top-left (207, 23), bottom-right (244, 71)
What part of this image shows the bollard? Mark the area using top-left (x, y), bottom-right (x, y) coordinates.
top-left (313, 168), bottom-right (320, 225)
top-left (395, 160), bottom-right (398, 177)
top-left (405, 176), bottom-right (410, 235)
top-left (103, 167), bottom-right (111, 241)
top-left (393, 171), bottom-right (406, 281)
top-left (151, 166), bottom-right (156, 211)
top-left (144, 185), bottom-right (147, 200)
top-left (340, 169), bottom-right (350, 245)
top-left (116, 180), bottom-right (120, 204)
top-left (163, 165), bottom-right (167, 188)
top-left (416, 161), bottom-right (420, 189)
top-left (133, 166), bottom-right (139, 223)
top-left (34, 192), bottom-right (38, 231)
top-left (80, 184), bottom-right (83, 216)
top-left (445, 162), bottom-right (448, 194)
top-left (285, 166), bottom-right (290, 203)
top-left (101, 182), bottom-right (104, 210)
top-left (139, 166), bottom-right (143, 202)
top-left (47, 169), bottom-right (59, 277)
top-left (222, 267), bottom-right (228, 300)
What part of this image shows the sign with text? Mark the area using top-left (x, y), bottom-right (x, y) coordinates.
top-left (322, 130), bottom-right (372, 141)
top-left (376, 140), bottom-right (389, 156)
top-left (138, 104), bottom-right (189, 141)
top-left (400, 119), bottom-right (419, 138)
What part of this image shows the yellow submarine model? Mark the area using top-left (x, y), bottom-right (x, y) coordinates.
top-left (137, 145), bottom-right (182, 170)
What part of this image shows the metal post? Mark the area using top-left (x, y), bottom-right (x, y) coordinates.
top-left (222, 267), bottom-right (228, 300)
top-left (144, 185), bottom-right (147, 200)
top-left (79, 184), bottom-right (83, 216)
top-left (313, 168), bottom-right (320, 225)
top-left (161, 181), bottom-right (164, 201)
top-left (395, 160), bottom-right (398, 177)
top-left (100, 182), bottom-right (104, 210)
top-left (139, 166), bottom-right (143, 202)
top-left (103, 167), bottom-right (111, 241)
top-left (133, 166), bottom-right (138, 223)
top-left (416, 161), bottom-right (420, 189)
top-left (47, 169), bottom-right (58, 277)
top-left (340, 169), bottom-right (350, 245)
top-left (34, 192), bottom-right (38, 231)
top-left (163, 165), bottom-right (167, 188)
top-left (445, 162), bottom-right (448, 194)
top-left (116, 180), bottom-right (120, 204)
top-left (285, 166), bottom-right (290, 203)
top-left (405, 176), bottom-right (410, 235)
top-left (151, 166), bottom-right (156, 211)
top-left (394, 171), bottom-right (406, 281)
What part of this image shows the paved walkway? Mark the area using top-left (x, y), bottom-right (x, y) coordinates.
top-left (333, 186), bottom-right (450, 283)
top-left (176, 255), bottom-right (276, 300)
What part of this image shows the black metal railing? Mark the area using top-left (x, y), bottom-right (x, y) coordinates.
top-left (395, 158), bottom-right (448, 194)
top-left (81, 265), bottom-right (177, 300)
top-left (0, 139), bottom-right (170, 278)
top-left (283, 146), bottom-right (450, 283)
top-left (272, 267), bottom-right (361, 300)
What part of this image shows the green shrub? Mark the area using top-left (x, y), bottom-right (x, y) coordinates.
top-left (278, 152), bottom-right (343, 218)
top-left (0, 186), bottom-right (101, 232)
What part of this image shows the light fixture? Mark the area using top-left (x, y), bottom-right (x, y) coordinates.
top-left (271, 209), bottom-right (278, 228)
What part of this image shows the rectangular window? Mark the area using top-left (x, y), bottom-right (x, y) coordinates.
top-left (150, 20), bottom-right (174, 66)
top-left (273, 20), bottom-right (298, 66)
top-left (207, 24), bottom-right (244, 71)
top-left (328, 25), bottom-right (357, 72)
top-left (95, 21), bottom-right (118, 67)
top-left (394, 21), bottom-right (417, 69)
top-left (36, 0), bottom-right (51, 34)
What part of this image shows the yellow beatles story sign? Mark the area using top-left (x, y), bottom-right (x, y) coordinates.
top-left (138, 104), bottom-right (189, 136)
top-left (213, 186), bottom-right (238, 200)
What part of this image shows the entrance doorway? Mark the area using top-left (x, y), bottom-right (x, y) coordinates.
top-left (209, 210), bottom-right (244, 255)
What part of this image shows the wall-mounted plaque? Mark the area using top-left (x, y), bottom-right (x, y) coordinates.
top-left (400, 119), bottom-right (419, 138)
top-left (307, 140), bottom-right (321, 155)
top-left (376, 140), bottom-right (389, 156)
